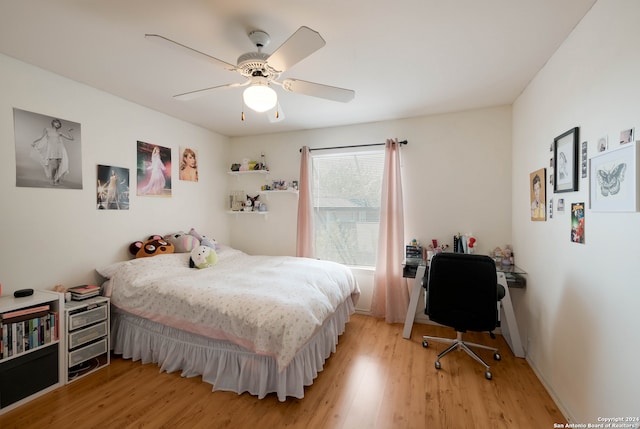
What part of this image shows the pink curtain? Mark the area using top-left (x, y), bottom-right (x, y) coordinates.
top-left (370, 138), bottom-right (409, 323)
top-left (296, 146), bottom-right (315, 258)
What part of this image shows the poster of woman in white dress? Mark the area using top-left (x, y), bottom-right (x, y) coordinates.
top-left (13, 108), bottom-right (83, 189)
top-left (97, 164), bottom-right (130, 210)
top-left (136, 141), bottom-right (171, 197)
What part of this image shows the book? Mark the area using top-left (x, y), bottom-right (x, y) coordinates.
top-left (67, 285), bottom-right (100, 295)
top-left (1, 304), bottom-right (50, 320)
top-left (2, 310), bottom-right (50, 324)
top-left (71, 291), bottom-right (100, 300)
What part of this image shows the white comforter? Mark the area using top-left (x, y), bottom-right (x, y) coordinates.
top-left (98, 247), bottom-right (360, 371)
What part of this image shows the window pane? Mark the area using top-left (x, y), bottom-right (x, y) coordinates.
top-left (312, 150), bottom-right (384, 266)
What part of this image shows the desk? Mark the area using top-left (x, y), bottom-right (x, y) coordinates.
top-left (402, 261), bottom-right (526, 358)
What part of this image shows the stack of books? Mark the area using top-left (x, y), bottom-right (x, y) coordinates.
top-left (67, 285), bottom-right (100, 300)
top-left (1, 304), bottom-right (58, 359)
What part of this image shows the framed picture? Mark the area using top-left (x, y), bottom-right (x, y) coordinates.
top-left (589, 141), bottom-right (639, 212)
top-left (598, 136), bottom-right (608, 152)
top-left (581, 141), bottom-right (588, 178)
top-left (620, 128), bottom-right (634, 145)
top-left (553, 127), bottom-right (579, 193)
top-left (529, 168), bottom-right (546, 221)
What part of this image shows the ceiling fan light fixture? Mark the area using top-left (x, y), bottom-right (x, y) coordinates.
top-left (243, 78), bottom-right (277, 112)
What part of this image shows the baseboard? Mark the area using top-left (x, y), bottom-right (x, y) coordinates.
top-left (525, 355), bottom-right (574, 423)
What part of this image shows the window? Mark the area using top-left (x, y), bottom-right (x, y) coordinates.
top-left (311, 150), bottom-right (385, 266)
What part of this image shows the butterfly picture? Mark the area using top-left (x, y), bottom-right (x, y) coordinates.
top-left (596, 163), bottom-right (626, 196)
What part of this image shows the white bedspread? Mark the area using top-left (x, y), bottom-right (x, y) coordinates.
top-left (98, 247), bottom-right (360, 371)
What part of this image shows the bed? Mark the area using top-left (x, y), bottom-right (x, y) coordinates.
top-left (97, 245), bottom-right (360, 401)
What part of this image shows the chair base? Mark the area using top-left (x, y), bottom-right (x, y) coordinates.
top-left (422, 332), bottom-right (501, 380)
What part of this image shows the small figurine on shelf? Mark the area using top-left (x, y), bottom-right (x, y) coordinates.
top-left (239, 158), bottom-right (250, 171)
top-left (427, 239), bottom-right (449, 254)
top-left (272, 180), bottom-right (288, 190)
top-left (466, 235), bottom-right (477, 253)
top-left (260, 152), bottom-right (268, 171)
top-left (244, 194), bottom-right (259, 211)
top-left (492, 247), bottom-right (503, 265)
top-left (502, 245), bottom-right (513, 266)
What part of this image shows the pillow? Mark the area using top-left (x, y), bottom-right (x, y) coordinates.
top-left (164, 231), bottom-right (200, 253)
top-left (96, 260), bottom-right (132, 279)
top-left (129, 235), bottom-right (175, 258)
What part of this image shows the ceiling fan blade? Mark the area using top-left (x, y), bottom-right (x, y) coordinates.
top-left (281, 79), bottom-right (355, 103)
top-left (266, 26), bottom-right (326, 73)
top-left (145, 34), bottom-right (237, 72)
top-left (174, 82), bottom-right (248, 101)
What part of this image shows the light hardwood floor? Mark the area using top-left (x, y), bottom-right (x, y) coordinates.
top-left (0, 314), bottom-right (565, 428)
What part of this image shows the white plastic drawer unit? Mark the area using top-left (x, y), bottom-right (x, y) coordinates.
top-left (68, 305), bottom-right (107, 330)
top-left (68, 338), bottom-right (107, 368)
top-left (67, 321), bottom-right (107, 350)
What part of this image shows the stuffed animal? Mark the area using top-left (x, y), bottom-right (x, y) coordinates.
top-left (245, 194), bottom-right (259, 212)
top-left (189, 245), bottom-right (218, 269)
top-left (129, 235), bottom-right (175, 258)
top-left (164, 231), bottom-right (200, 253)
top-left (188, 228), bottom-right (218, 250)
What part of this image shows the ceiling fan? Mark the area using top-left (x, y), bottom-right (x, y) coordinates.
top-left (145, 26), bottom-right (355, 119)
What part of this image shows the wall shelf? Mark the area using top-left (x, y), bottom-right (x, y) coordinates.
top-left (259, 189), bottom-right (299, 200)
top-left (228, 170), bottom-right (269, 178)
top-left (226, 210), bottom-right (268, 220)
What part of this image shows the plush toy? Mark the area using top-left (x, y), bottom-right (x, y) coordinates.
top-left (239, 158), bottom-right (250, 171)
top-left (164, 231), bottom-right (200, 253)
top-left (188, 228), bottom-right (218, 250)
top-left (129, 235), bottom-right (175, 258)
top-left (245, 194), bottom-right (259, 212)
top-left (189, 245), bottom-right (218, 269)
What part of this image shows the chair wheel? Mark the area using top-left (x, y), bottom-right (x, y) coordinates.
top-left (422, 340), bottom-right (429, 348)
top-left (435, 361), bottom-right (441, 370)
top-left (494, 352), bottom-right (501, 361)
top-left (485, 371), bottom-right (493, 380)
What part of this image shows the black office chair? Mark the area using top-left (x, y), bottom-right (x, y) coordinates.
top-left (422, 252), bottom-right (503, 379)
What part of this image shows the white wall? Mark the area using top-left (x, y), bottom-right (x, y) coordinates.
top-left (0, 54), bottom-right (230, 293)
top-left (512, 0), bottom-right (640, 422)
top-left (228, 106), bottom-right (513, 314)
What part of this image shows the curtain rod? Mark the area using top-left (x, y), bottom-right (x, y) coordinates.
top-left (299, 140), bottom-right (408, 152)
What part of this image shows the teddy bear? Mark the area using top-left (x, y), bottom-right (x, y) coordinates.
top-left (164, 231), bottom-right (200, 253)
top-left (189, 245), bottom-right (218, 269)
top-left (129, 235), bottom-right (175, 258)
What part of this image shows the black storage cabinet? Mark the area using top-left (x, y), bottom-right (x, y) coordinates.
top-left (0, 344), bottom-right (59, 408)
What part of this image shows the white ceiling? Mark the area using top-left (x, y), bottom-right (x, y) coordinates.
top-left (0, 0), bottom-right (596, 138)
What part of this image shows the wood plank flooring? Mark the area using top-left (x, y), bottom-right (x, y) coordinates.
top-left (0, 314), bottom-right (565, 429)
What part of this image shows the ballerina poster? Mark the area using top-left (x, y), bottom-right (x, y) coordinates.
top-left (13, 108), bottom-right (83, 189)
top-left (136, 141), bottom-right (172, 197)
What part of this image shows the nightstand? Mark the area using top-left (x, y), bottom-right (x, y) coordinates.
top-left (64, 296), bottom-right (110, 383)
